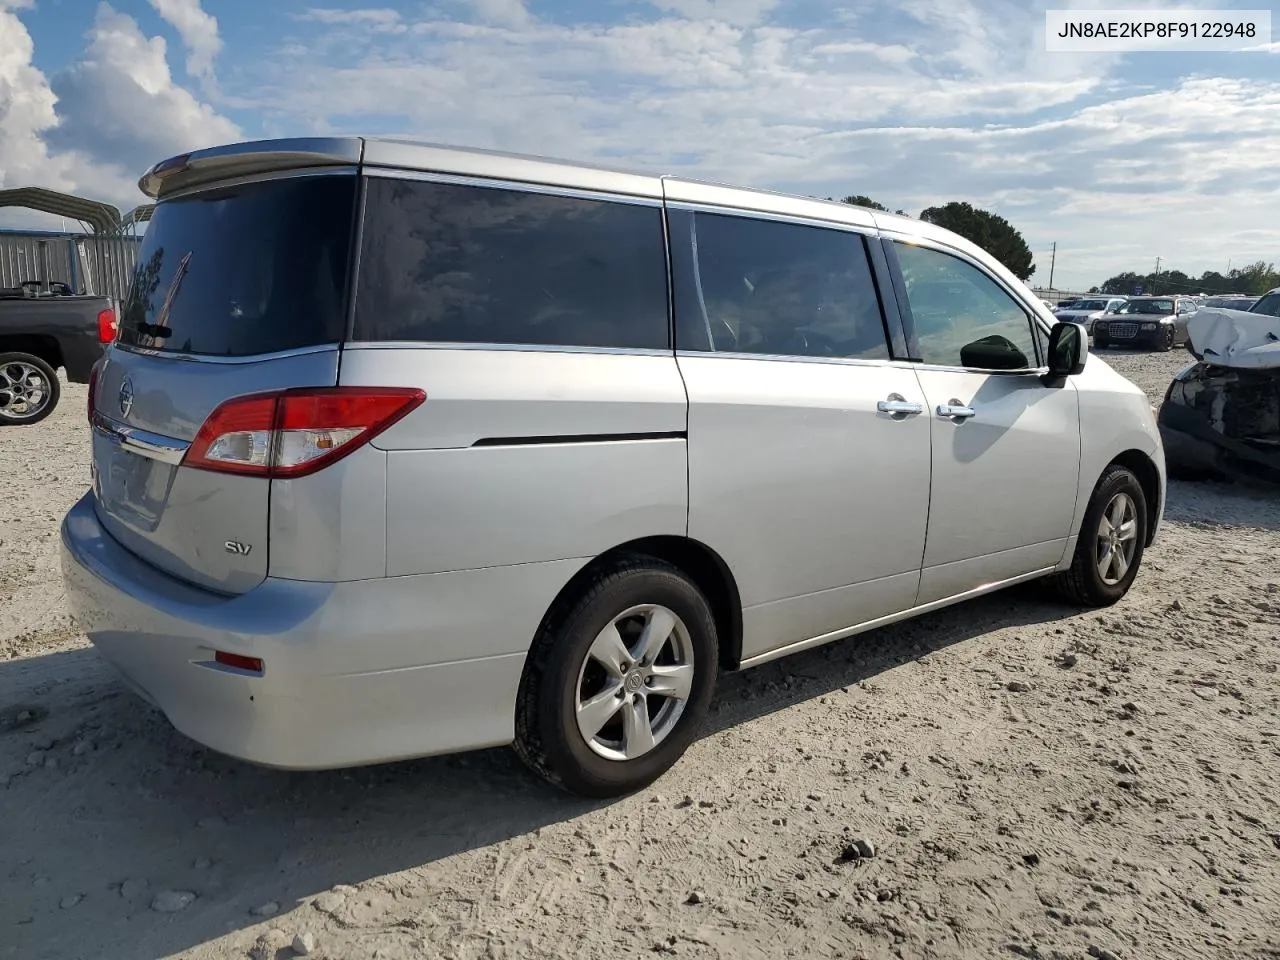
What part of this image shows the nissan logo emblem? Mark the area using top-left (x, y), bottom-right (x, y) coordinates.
top-left (118, 378), bottom-right (135, 418)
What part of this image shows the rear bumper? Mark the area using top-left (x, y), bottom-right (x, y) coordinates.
top-left (60, 491), bottom-right (582, 769)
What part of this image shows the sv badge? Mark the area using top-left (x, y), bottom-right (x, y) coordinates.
top-left (224, 540), bottom-right (252, 556)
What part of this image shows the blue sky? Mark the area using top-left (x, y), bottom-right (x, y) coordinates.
top-left (2, 0), bottom-right (1279, 289)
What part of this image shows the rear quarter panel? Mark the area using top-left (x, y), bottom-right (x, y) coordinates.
top-left (339, 346), bottom-right (690, 576)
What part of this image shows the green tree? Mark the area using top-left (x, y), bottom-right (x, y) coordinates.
top-left (841, 194), bottom-right (889, 211)
top-left (1097, 263), bottom-right (1280, 297)
top-left (918, 201), bottom-right (1035, 281)
top-left (832, 195), bottom-right (907, 216)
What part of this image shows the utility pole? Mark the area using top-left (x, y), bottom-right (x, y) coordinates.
top-left (1048, 242), bottom-right (1057, 290)
top-left (1153, 256), bottom-right (1162, 294)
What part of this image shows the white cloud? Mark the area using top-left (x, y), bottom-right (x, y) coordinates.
top-left (252, 3), bottom-right (1280, 285)
top-left (302, 7), bottom-right (401, 26)
top-left (6, 0), bottom-right (1280, 285)
top-left (47, 3), bottom-right (240, 194)
top-left (147, 0), bottom-right (222, 84)
top-left (0, 3), bottom-right (70, 193)
top-left (466, 0), bottom-right (531, 28)
top-left (646, 0), bottom-right (779, 28)
top-left (0, 2), bottom-right (240, 224)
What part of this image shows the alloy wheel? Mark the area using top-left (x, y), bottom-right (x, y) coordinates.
top-left (1096, 491), bottom-right (1139, 586)
top-left (574, 604), bottom-right (695, 761)
top-left (0, 362), bottom-right (51, 422)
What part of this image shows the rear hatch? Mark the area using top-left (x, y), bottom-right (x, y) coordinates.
top-left (90, 172), bottom-right (358, 594)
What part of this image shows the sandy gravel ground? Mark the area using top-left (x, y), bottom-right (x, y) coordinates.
top-left (2, 349), bottom-right (1279, 960)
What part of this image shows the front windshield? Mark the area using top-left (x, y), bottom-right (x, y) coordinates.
top-left (1250, 293), bottom-right (1280, 318)
top-left (1117, 299), bottom-right (1174, 315)
top-left (1067, 299), bottom-right (1107, 311)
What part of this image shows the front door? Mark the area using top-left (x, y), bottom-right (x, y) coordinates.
top-left (887, 239), bottom-right (1082, 605)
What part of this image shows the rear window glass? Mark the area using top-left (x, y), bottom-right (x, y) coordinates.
top-left (353, 177), bottom-right (669, 349)
top-left (118, 175), bottom-right (356, 357)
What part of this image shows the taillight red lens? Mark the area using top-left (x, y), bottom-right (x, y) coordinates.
top-left (96, 307), bottom-right (118, 344)
top-left (184, 387), bottom-right (425, 478)
top-left (214, 650), bottom-right (264, 673)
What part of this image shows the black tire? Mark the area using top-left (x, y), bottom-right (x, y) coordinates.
top-left (1051, 465), bottom-right (1148, 607)
top-left (0, 352), bottom-right (60, 426)
top-left (1158, 325), bottom-right (1175, 352)
top-left (514, 556), bottom-right (719, 798)
top-left (1094, 337), bottom-right (1109, 351)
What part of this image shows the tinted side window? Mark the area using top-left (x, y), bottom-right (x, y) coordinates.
top-left (891, 242), bottom-right (1037, 371)
top-left (354, 178), bottom-right (669, 349)
top-left (118, 175), bottom-right (356, 357)
top-left (1251, 293), bottom-right (1280, 317)
top-left (670, 209), bottom-right (890, 360)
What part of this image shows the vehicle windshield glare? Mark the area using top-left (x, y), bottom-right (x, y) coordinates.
top-left (1117, 299), bottom-right (1174, 315)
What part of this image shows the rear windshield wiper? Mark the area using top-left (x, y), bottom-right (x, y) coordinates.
top-left (144, 250), bottom-right (193, 341)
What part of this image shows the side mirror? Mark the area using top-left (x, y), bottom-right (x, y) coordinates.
top-left (1045, 321), bottom-right (1086, 380)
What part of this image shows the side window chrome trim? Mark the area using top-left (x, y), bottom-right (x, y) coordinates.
top-left (362, 168), bottom-right (664, 208)
top-left (675, 350), bottom-right (896, 370)
top-left (908, 362), bottom-right (1049, 376)
top-left (884, 234), bottom-right (1047, 370)
top-left (665, 199), bottom-right (878, 238)
top-left (112, 342), bottom-right (341, 364)
top-left (341, 341), bottom-right (674, 357)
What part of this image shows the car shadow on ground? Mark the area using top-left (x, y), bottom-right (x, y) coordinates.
top-left (0, 584), bottom-right (1080, 960)
top-left (1162, 478), bottom-right (1280, 532)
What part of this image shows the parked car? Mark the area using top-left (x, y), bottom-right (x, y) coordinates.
top-left (1160, 309), bottom-right (1279, 482)
top-left (0, 283), bottom-right (116, 424)
top-left (1053, 296), bottom-right (1127, 334)
top-left (1093, 295), bottom-right (1198, 351)
top-left (61, 137), bottom-right (1166, 798)
top-left (1202, 295), bottom-right (1258, 311)
top-left (1248, 288), bottom-right (1280, 318)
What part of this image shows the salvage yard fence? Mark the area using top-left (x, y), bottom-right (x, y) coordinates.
top-left (0, 228), bottom-right (144, 303)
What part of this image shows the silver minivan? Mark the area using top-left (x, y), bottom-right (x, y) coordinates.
top-left (61, 138), bottom-right (1165, 797)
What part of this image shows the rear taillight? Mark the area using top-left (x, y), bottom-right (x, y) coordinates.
top-left (87, 362), bottom-right (101, 423)
top-left (214, 650), bottom-right (264, 673)
top-left (184, 387), bottom-right (425, 478)
top-left (96, 307), bottom-right (118, 344)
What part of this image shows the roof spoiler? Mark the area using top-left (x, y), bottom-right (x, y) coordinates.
top-left (138, 138), bottom-right (365, 199)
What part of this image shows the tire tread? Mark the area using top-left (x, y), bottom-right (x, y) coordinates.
top-left (1050, 465), bottom-right (1146, 608)
top-left (513, 554), bottom-right (704, 795)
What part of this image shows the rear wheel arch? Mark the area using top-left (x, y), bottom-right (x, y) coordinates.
top-left (535, 535), bottom-right (744, 673)
top-left (0, 334), bottom-right (62, 371)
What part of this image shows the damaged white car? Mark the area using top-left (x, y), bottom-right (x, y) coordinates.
top-left (1158, 303), bottom-right (1280, 482)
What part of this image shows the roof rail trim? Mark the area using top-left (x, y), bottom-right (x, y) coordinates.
top-left (360, 139), bottom-right (663, 199)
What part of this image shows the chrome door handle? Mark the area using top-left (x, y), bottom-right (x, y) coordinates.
top-left (877, 393), bottom-right (923, 419)
top-left (936, 400), bottom-right (976, 422)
